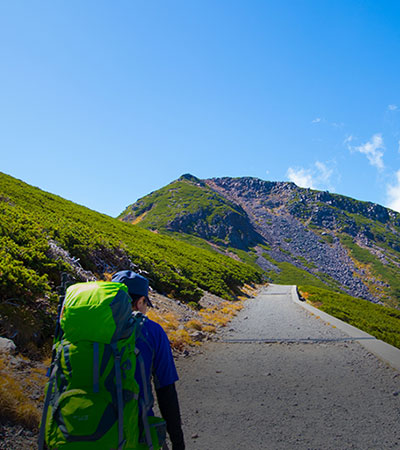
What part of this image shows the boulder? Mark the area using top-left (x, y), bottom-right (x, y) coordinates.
top-left (0, 337), bottom-right (17, 354)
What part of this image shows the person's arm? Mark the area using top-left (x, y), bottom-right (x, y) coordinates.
top-left (156, 383), bottom-right (185, 450)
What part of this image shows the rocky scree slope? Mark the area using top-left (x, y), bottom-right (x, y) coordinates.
top-left (121, 174), bottom-right (400, 307)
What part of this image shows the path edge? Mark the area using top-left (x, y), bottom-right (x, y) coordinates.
top-left (290, 285), bottom-right (400, 373)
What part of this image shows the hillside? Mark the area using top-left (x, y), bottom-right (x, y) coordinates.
top-left (2, 171), bottom-right (400, 443)
top-left (120, 174), bottom-right (400, 308)
top-left (119, 173), bottom-right (263, 250)
top-left (0, 172), bottom-right (262, 355)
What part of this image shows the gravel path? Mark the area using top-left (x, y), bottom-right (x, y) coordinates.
top-left (175, 285), bottom-right (400, 449)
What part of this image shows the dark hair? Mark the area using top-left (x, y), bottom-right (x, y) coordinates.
top-left (129, 294), bottom-right (143, 306)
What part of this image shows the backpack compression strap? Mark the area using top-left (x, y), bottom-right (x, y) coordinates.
top-left (93, 342), bottom-right (100, 393)
top-left (138, 350), bottom-right (154, 450)
top-left (111, 342), bottom-right (126, 450)
top-left (38, 345), bottom-right (62, 450)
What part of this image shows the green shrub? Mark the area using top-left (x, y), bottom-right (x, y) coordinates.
top-left (0, 172), bottom-right (263, 306)
top-left (188, 301), bottom-right (201, 310)
top-left (299, 285), bottom-right (400, 349)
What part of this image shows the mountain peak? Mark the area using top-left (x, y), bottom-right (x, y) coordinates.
top-left (178, 173), bottom-right (202, 183)
top-left (119, 174), bottom-right (400, 307)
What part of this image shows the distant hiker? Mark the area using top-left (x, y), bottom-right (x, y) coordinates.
top-left (112, 270), bottom-right (185, 450)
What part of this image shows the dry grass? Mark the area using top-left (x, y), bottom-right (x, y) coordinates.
top-left (168, 329), bottom-right (196, 351)
top-left (0, 354), bottom-right (47, 430)
top-left (199, 300), bottom-right (245, 327)
top-left (147, 310), bottom-right (179, 330)
top-left (146, 296), bottom-right (248, 351)
top-left (242, 283), bottom-right (259, 297)
top-left (131, 211), bottom-right (148, 225)
top-left (147, 310), bottom-right (197, 350)
top-left (202, 325), bottom-right (217, 333)
top-left (185, 319), bottom-right (203, 331)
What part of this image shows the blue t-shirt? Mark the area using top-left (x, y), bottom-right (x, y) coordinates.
top-left (135, 315), bottom-right (179, 415)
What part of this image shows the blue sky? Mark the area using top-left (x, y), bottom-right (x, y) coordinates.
top-left (1, 1), bottom-right (400, 216)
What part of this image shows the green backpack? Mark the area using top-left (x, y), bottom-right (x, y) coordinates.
top-left (38, 281), bottom-right (165, 450)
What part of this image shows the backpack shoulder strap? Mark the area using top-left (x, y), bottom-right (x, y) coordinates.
top-left (132, 313), bottom-right (155, 449)
top-left (132, 312), bottom-right (146, 337)
top-left (133, 312), bottom-right (153, 353)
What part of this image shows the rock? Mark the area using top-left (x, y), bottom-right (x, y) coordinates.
top-left (190, 331), bottom-right (206, 342)
top-left (8, 355), bottom-right (32, 370)
top-left (0, 336), bottom-right (17, 354)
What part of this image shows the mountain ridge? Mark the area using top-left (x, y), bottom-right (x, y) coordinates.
top-left (120, 174), bottom-right (400, 307)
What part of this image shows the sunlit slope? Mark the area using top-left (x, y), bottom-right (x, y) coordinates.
top-left (119, 173), bottom-right (264, 250)
top-left (121, 174), bottom-right (400, 307)
top-left (299, 285), bottom-right (400, 349)
top-left (0, 172), bottom-right (263, 305)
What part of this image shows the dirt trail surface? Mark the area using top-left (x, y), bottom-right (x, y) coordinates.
top-left (175, 285), bottom-right (400, 450)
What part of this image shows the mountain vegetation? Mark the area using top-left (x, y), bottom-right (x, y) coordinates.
top-left (2, 170), bottom-right (400, 438)
top-left (118, 173), bottom-right (263, 249)
top-left (2, 170), bottom-right (400, 357)
top-left (120, 174), bottom-right (400, 349)
top-left (299, 285), bottom-right (400, 349)
top-left (121, 174), bottom-right (400, 309)
top-left (0, 172), bottom-right (262, 355)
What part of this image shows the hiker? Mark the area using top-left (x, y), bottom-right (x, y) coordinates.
top-left (112, 270), bottom-right (185, 450)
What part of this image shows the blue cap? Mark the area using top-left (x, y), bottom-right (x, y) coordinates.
top-left (112, 270), bottom-right (153, 307)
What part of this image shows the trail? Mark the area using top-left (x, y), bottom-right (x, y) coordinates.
top-left (175, 285), bottom-right (400, 450)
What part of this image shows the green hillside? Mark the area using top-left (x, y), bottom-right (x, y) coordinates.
top-left (299, 285), bottom-right (400, 349)
top-left (119, 174), bottom-right (241, 229)
top-left (0, 172), bottom-right (263, 352)
top-left (120, 174), bottom-right (263, 249)
top-left (121, 175), bottom-right (400, 307)
top-left (263, 255), bottom-right (343, 291)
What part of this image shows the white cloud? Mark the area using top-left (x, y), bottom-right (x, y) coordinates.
top-left (287, 161), bottom-right (334, 190)
top-left (387, 170), bottom-right (400, 212)
top-left (311, 117), bottom-right (345, 127)
top-left (287, 167), bottom-right (315, 189)
top-left (350, 133), bottom-right (385, 171)
top-left (315, 161), bottom-right (333, 184)
top-left (343, 135), bottom-right (354, 145)
top-left (388, 104), bottom-right (398, 111)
